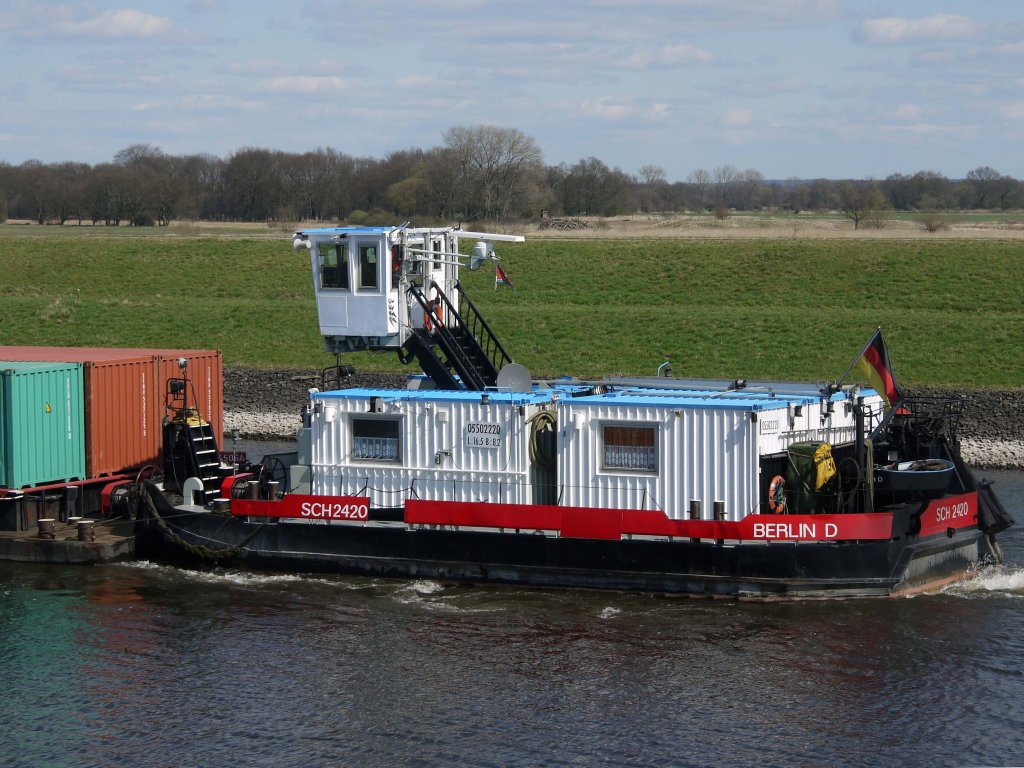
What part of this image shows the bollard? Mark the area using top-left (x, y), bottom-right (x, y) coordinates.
top-left (689, 500), bottom-right (701, 543)
top-left (266, 481), bottom-right (280, 500)
top-left (713, 501), bottom-right (726, 546)
top-left (213, 498), bottom-right (232, 514)
top-left (62, 485), bottom-right (80, 522)
top-left (245, 481), bottom-right (261, 500)
top-left (77, 520), bottom-right (95, 542)
top-left (38, 518), bottom-right (56, 540)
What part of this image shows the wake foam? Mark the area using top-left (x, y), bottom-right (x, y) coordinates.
top-left (944, 563), bottom-right (1024, 597)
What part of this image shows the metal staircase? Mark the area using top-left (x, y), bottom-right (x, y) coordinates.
top-left (402, 280), bottom-right (513, 390)
top-left (163, 373), bottom-right (225, 504)
top-left (184, 421), bottom-right (223, 504)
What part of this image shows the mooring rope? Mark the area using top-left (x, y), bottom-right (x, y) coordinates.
top-left (139, 485), bottom-right (268, 563)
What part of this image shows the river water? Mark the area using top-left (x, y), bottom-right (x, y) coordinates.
top-left (2, 465), bottom-right (1022, 768)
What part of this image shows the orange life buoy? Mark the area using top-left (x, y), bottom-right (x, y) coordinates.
top-left (768, 475), bottom-right (786, 514)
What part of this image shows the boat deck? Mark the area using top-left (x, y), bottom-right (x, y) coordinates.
top-left (0, 518), bottom-right (135, 564)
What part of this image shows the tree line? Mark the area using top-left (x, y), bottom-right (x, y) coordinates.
top-left (1, 125), bottom-right (1021, 226)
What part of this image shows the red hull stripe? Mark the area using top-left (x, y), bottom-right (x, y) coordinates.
top-left (405, 499), bottom-right (896, 541)
top-left (234, 495), bottom-right (370, 521)
top-left (231, 494), bottom-right (978, 542)
top-left (916, 493), bottom-right (978, 538)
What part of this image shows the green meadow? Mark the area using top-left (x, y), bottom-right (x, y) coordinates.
top-left (1, 229), bottom-right (1022, 389)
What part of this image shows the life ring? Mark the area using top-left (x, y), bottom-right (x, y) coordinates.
top-left (768, 475), bottom-right (786, 514)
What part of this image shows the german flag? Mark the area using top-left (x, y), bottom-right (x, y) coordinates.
top-left (853, 329), bottom-right (903, 408)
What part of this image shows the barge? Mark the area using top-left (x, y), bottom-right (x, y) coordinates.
top-left (125, 225), bottom-right (1013, 598)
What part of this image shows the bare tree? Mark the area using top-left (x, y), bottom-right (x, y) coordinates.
top-left (634, 164), bottom-right (669, 212)
top-left (114, 143), bottom-right (166, 167)
top-left (781, 177), bottom-right (809, 212)
top-left (222, 148), bottom-right (285, 221)
top-left (639, 164), bottom-right (666, 185)
top-left (685, 168), bottom-right (711, 210)
top-left (442, 125), bottom-right (544, 221)
top-left (838, 181), bottom-right (889, 229)
top-left (551, 157), bottom-right (631, 216)
top-left (965, 166), bottom-right (1001, 208)
top-left (736, 168), bottom-right (766, 210)
top-left (992, 174), bottom-right (1022, 211)
top-left (712, 165), bottom-right (740, 207)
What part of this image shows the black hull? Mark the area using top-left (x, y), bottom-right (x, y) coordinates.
top-left (136, 493), bottom-right (984, 599)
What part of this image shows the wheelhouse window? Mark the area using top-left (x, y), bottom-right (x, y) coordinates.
top-left (352, 417), bottom-right (401, 462)
top-left (602, 425), bottom-right (658, 472)
top-left (359, 245), bottom-right (379, 290)
top-left (431, 239), bottom-right (443, 273)
top-left (319, 244), bottom-right (349, 290)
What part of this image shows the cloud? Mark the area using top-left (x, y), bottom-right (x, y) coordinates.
top-left (52, 9), bottom-right (177, 40)
top-left (995, 41), bottom-right (1024, 56)
top-left (261, 76), bottom-right (348, 94)
top-left (578, 97), bottom-right (671, 122)
top-left (736, 77), bottom-right (807, 96)
top-left (131, 94), bottom-right (266, 113)
top-left (880, 122), bottom-right (981, 141)
top-left (723, 109), bottom-right (753, 128)
top-left (54, 63), bottom-right (177, 92)
top-left (581, 97), bottom-right (634, 121)
top-left (618, 42), bottom-right (714, 69)
top-left (891, 104), bottom-right (924, 121)
top-left (999, 101), bottom-right (1024, 121)
top-left (859, 14), bottom-right (985, 46)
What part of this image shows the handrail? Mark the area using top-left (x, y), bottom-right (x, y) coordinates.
top-left (454, 279), bottom-right (513, 375)
top-left (407, 283), bottom-right (486, 389)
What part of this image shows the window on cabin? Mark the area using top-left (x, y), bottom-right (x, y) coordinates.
top-left (319, 244), bottom-right (349, 290)
top-left (602, 425), bottom-right (658, 472)
top-left (352, 417), bottom-right (401, 462)
top-left (359, 245), bottom-right (379, 290)
top-left (390, 244), bottom-right (404, 290)
top-left (431, 239), bottom-right (443, 274)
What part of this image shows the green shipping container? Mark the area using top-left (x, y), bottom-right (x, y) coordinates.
top-left (0, 362), bottom-right (86, 489)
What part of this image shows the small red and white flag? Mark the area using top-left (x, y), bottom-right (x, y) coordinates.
top-left (494, 264), bottom-right (515, 290)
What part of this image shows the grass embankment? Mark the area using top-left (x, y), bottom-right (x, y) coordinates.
top-left (1, 231), bottom-right (1021, 389)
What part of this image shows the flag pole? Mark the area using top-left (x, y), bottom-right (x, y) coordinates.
top-left (836, 327), bottom-right (881, 388)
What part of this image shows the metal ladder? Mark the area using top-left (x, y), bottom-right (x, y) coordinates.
top-left (185, 421), bottom-right (223, 504)
top-left (403, 280), bottom-right (512, 390)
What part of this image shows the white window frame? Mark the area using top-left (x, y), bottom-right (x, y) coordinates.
top-left (351, 416), bottom-right (402, 463)
top-left (601, 422), bottom-right (659, 474)
top-left (357, 243), bottom-right (381, 292)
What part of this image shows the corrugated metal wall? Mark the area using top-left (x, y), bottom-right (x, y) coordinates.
top-left (556, 401), bottom-right (760, 521)
top-left (84, 357), bottom-right (160, 477)
top-left (1, 362), bottom-right (86, 488)
top-left (756, 392), bottom-right (883, 454)
top-left (150, 350), bottom-right (224, 443)
top-left (309, 394), bottom-right (552, 507)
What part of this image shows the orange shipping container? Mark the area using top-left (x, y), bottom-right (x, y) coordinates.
top-left (149, 350), bottom-right (224, 442)
top-left (0, 347), bottom-right (224, 477)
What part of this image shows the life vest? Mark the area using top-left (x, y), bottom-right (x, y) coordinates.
top-left (424, 299), bottom-right (443, 333)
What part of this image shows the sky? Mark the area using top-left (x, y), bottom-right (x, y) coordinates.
top-left (1, 1), bottom-right (1022, 182)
